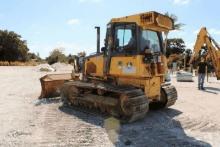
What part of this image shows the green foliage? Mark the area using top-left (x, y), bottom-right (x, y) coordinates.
top-left (165, 12), bottom-right (185, 30)
top-left (46, 48), bottom-right (67, 65)
top-left (27, 52), bottom-right (42, 62)
top-left (0, 30), bottom-right (29, 62)
top-left (166, 38), bottom-right (186, 57)
top-left (164, 12), bottom-right (186, 60)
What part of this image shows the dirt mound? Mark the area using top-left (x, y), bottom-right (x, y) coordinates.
top-left (51, 62), bottom-right (73, 72)
top-left (36, 64), bottom-right (55, 72)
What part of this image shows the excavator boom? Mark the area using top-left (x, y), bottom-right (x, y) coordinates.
top-left (190, 27), bottom-right (220, 80)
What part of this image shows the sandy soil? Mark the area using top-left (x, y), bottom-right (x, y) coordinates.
top-left (0, 66), bottom-right (220, 147)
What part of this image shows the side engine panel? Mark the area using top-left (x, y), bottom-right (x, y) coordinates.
top-left (84, 54), bottom-right (104, 77)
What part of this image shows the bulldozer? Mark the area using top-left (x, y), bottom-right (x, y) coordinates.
top-left (40, 11), bottom-right (177, 122)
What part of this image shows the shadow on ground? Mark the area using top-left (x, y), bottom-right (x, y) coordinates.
top-left (33, 97), bottom-right (61, 106)
top-left (59, 104), bottom-right (211, 147)
top-left (198, 87), bottom-right (220, 95)
top-left (205, 87), bottom-right (220, 92)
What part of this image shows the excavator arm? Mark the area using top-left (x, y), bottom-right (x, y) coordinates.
top-left (190, 27), bottom-right (220, 80)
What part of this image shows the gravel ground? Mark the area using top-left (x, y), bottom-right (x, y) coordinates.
top-left (0, 66), bottom-right (220, 147)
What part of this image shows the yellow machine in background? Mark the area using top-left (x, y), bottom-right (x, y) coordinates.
top-left (167, 54), bottom-right (183, 66)
top-left (190, 27), bottom-right (220, 80)
top-left (40, 11), bottom-right (177, 122)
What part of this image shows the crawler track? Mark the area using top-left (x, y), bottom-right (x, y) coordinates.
top-left (149, 84), bottom-right (177, 109)
top-left (161, 84), bottom-right (178, 108)
top-left (61, 81), bottom-right (149, 123)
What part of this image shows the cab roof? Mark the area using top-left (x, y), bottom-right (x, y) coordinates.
top-left (110, 11), bottom-right (174, 32)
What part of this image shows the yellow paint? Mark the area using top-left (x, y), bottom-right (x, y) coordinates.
top-left (110, 55), bottom-right (152, 78)
top-left (148, 76), bottom-right (160, 99)
top-left (117, 76), bottom-right (161, 100)
top-left (110, 56), bottom-right (138, 76)
top-left (111, 11), bottom-right (173, 32)
top-left (84, 54), bottom-right (165, 100)
top-left (85, 54), bottom-right (104, 77)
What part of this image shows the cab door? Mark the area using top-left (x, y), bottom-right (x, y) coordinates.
top-left (109, 23), bottom-right (139, 77)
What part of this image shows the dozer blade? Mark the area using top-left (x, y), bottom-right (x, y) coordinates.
top-left (39, 73), bottom-right (78, 99)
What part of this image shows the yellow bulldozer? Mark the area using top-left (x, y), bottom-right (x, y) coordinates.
top-left (40, 11), bottom-right (177, 122)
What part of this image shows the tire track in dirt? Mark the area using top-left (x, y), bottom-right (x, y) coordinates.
top-left (32, 102), bottom-right (218, 147)
top-left (177, 116), bottom-right (220, 132)
top-left (32, 102), bottom-right (113, 147)
top-left (116, 109), bottom-right (215, 147)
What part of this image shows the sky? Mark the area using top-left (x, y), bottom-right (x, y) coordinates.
top-left (0, 0), bottom-right (220, 58)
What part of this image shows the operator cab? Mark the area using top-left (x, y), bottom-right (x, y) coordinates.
top-left (103, 22), bottom-right (164, 57)
top-left (101, 11), bottom-right (173, 57)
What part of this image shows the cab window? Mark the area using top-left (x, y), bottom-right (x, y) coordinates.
top-left (114, 24), bottom-right (136, 54)
top-left (140, 30), bottom-right (161, 52)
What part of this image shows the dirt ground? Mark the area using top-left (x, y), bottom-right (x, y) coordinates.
top-left (0, 66), bottom-right (220, 147)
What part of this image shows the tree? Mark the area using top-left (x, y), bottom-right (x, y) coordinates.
top-left (165, 12), bottom-right (185, 30)
top-left (166, 38), bottom-right (186, 57)
top-left (0, 30), bottom-right (29, 61)
top-left (46, 48), bottom-right (67, 64)
top-left (27, 52), bottom-right (42, 62)
top-left (164, 12), bottom-right (186, 60)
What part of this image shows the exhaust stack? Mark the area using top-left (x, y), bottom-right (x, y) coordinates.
top-left (95, 26), bottom-right (100, 53)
